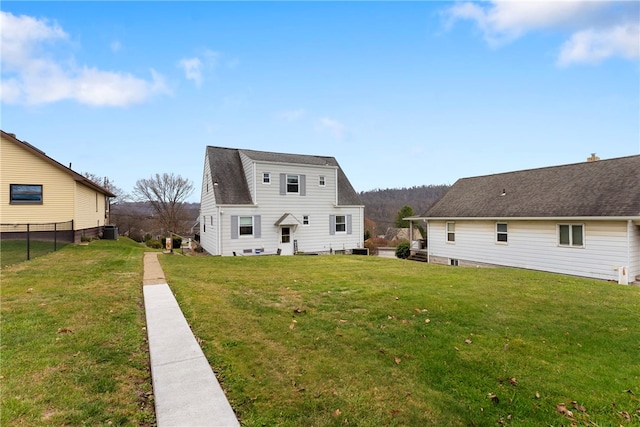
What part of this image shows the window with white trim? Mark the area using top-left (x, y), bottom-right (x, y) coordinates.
top-left (319, 175), bottom-right (326, 186)
top-left (335, 215), bottom-right (346, 233)
top-left (446, 222), bottom-right (455, 242)
top-left (239, 216), bottom-right (254, 236)
top-left (263, 172), bottom-right (271, 184)
top-left (303, 215), bottom-right (309, 225)
top-left (496, 222), bottom-right (508, 243)
top-left (558, 224), bottom-right (584, 247)
top-left (287, 175), bottom-right (299, 193)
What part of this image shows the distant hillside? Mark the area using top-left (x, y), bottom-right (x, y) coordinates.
top-left (359, 185), bottom-right (450, 235)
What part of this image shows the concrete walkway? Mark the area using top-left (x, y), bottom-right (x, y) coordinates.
top-left (143, 252), bottom-right (240, 427)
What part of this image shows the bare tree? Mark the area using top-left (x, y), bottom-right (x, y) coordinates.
top-left (82, 172), bottom-right (129, 204)
top-left (133, 173), bottom-right (195, 234)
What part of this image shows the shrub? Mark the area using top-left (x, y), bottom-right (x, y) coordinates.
top-left (395, 242), bottom-right (410, 259)
top-left (146, 240), bottom-right (162, 249)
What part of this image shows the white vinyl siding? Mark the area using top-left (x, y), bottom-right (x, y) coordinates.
top-left (201, 156), bottom-right (363, 256)
top-left (200, 151), bottom-right (219, 255)
top-left (428, 220), bottom-right (635, 282)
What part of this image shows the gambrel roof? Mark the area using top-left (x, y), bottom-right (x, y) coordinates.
top-left (205, 146), bottom-right (362, 206)
top-left (422, 155), bottom-right (640, 219)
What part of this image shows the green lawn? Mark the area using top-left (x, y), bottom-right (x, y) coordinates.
top-left (159, 255), bottom-right (640, 426)
top-left (1, 238), bottom-right (155, 426)
top-left (1, 239), bottom-right (70, 268)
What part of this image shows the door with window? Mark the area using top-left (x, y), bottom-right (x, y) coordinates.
top-left (280, 226), bottom-right (293, 255)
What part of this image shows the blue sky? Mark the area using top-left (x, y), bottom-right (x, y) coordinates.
top-left (2, 1), bottom-right (639, 203)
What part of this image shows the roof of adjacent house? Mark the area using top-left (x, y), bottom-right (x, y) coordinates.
top-left (422, 155), bottom-right (640, 218)
top-left (205, 146), bottom-right (363, 206)
top-left (2, 130), bottom-right (116, 198)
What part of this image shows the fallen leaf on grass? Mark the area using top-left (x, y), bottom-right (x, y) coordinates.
top-left (57, 328), bottom-right (73, 334)
top-left (619, 411), bottom-right (631, 422)
top-left (571, 401), bottom-right (586, 412)
top-left (289, 323), bottom-right (295, 330)
top-left (465, 339), bottom-right (472, 344)
top-left (535, 391), bottom-right (541, 399)
top-left (338, 319), bottom-right (348, 323)
top-left (333, 409), bottom-right (341, 417)
top-left (425, 319), bottom-right (431, 323)
top-left (402, 319), bottom-right (409, 324)
top-left (293, 308), bottom-right (306, 315)
top-left (556, 403), bottom-right (574, 418)
top-left (394, 357), bottom-right (401, 364)
top-left (487, 393), bottom-right (499, 404)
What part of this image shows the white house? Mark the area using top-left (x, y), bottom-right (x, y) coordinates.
top-left (408, 155), bottom-right (640, 284)
top-left (199, 146), bottom-right (364, 256)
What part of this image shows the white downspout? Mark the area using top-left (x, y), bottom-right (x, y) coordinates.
top-left (426, 220), bottom-right (430, 263)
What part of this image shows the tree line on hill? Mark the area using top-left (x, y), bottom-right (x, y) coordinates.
top-left (359, 184), bottom-right (450, 237)
top-left (86, 170), bottom-right (450, 244)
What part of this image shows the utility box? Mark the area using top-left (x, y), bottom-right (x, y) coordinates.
top-left (103, 225), bottom-right (118, 240)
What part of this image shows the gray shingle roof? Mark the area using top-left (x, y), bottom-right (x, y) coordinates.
top-left (422, 155), bottom-right (640, 218)
top-left (206, 146), bottom-right (362, 206)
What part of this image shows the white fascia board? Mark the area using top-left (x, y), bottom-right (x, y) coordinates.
top-left (255, 160), bottom-right (338, 169)
top-left (414, 216), bottom-right (640, 222)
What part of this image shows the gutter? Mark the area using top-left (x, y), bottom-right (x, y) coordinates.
top-left (408, 216), bottom-right (640, 222)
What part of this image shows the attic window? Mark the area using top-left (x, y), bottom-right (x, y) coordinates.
top-left (263, 172), bottom-right (271, 184)
top-left (319, 175), bottom-right (326, 186)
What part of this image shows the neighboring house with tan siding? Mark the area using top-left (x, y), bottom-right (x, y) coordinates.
top-left (407, 155), bottom-right (640, 284)
top-left (1, 130), bottom-right (115, 242)
top-left (200, 146), bottom-right (364, 256)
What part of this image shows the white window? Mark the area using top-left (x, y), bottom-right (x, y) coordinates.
top-left (558, 224), bottom-right (584, 247)
top-left (287, 175), bottom-right (299, 193)
top-left (263, 172), bottom-right (271, 184)
top-left (239, 216), bottom-right (254, 236)
top-left (335, 215), bottom-right (346, 233)
top-left (496, 222), bottom-right (508, 243)
top-left (446, 222), bottom-right (455, 242)
top-left (319, 175), bottom-right (326, 186)
top-left (303, 215), bottom-right (309, 225)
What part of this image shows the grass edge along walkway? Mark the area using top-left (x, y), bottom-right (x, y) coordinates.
top-left (143, 252), bottom-right (240, 426)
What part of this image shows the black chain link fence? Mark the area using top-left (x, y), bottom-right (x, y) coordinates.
top-left (1, 220), bottom-right (74, 267)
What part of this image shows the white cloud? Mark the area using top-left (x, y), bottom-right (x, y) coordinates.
top-left (444, 1), bottom-right (639, 65)
top-left (277, 109), bottom-right (306, 121)
top-left (178, 57), bottom-right (204, 87)
top-left (558, 23), bottom-right (640, 66)
top-left (316, 117), bottom-right (346, 140)
top-left (0, 11), bottom-right (169, 106)
top-left (177, 49), bottom-right (221, 87)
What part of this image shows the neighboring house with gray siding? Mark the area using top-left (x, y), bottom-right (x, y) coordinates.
top-left (407, 155), bottom-right (640, 284)
top-left (199, 146), bottom-right (364, 256)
